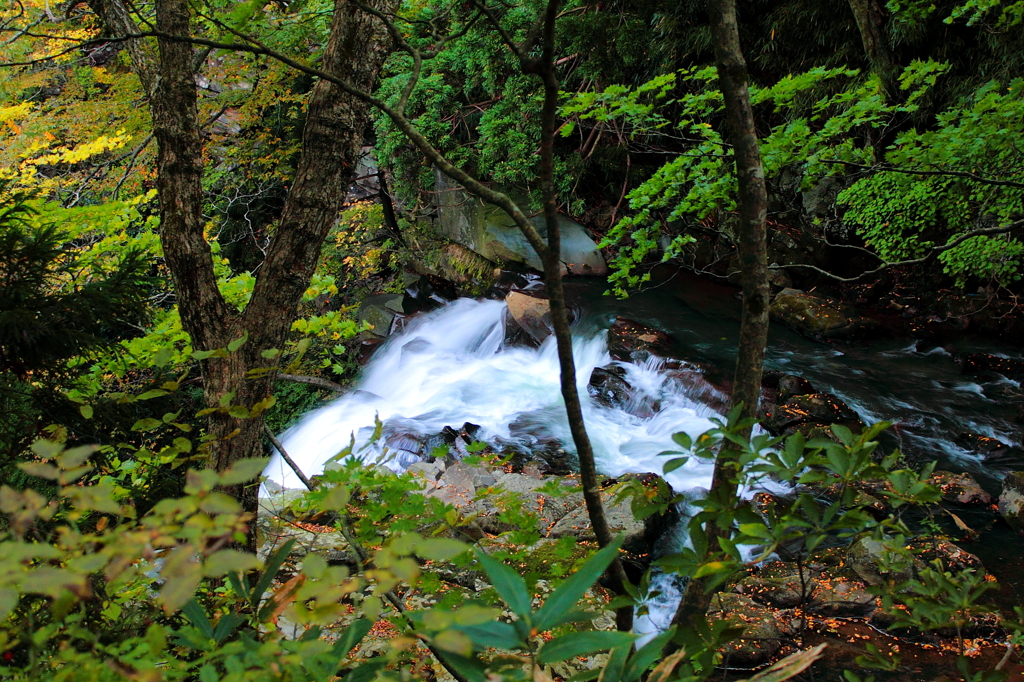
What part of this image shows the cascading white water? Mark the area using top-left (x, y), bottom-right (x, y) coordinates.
top-left (265, 297), bottom-right (727, 493)
top-left (264, 296), bottom-right (737, 645)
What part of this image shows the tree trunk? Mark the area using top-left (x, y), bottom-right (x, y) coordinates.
top-left (110, 0), bottom-right (395, 548)
top-left (668, 0), bottom-right (769, 639)
top-left (847, 0), bottom-right (896, 88)
top-left (528, 0), bottom-right (633, 632)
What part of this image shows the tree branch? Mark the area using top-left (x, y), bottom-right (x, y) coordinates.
top-left (275, 373), bottom-right (345, 393)
top-left (771, 217), bottom-right (1024, 282)
top-left (820, 158), bottom-right (1024, 189)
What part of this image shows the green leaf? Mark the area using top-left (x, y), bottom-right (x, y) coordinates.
top-left (251, 539), bottom-right (295, 609)
top-left (131, 418), bottom-right (163, 432)
top-left (153, 346), bottom-right (174, 368)
top-left (533, 535), bottom-right (626, 631)
top-left (227, 331), bottom-right (249, 353)
top-left (261, 348), bottom-right (281, 359)
top-left (212, 613), bottom-right (245, 644)
top-left (205, 549), bottom-right (260, 577)
top-left (417, 538), bottom-right (469, 561)
top-left (181, 599), bottom-right (214, 639)
top-left (672, 432), bottom-right (692, 450)
top-left (340, 659), bottom-right (388, 682)
top-left (622, 627), bottom-right (676, 682)
top-left (453, 621), bottom-right (523, 650)
top-left (227, 404), bottom-right (250, 419)
top-left (79, 404), bottom-right (93, 419)
top-left (537, 630), bottom-right (636, 664)
top-left (331, 619), bottom-right (373, 657)
top-left (18, 462), bottom-right (60, 480)
top-left (219, 457), bottom-right (268, 486)
top-left (138, 389), bottom-right (169, 400)
top-left (473, 547), bottom-right (532, 618)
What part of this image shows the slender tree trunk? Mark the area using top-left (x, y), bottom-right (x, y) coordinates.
top-left (527, 0), bottom-right (633, 632)
top-left (103, 0), bottom-right (396, 548)
top-left (668, 0), bottom-right (769, 639)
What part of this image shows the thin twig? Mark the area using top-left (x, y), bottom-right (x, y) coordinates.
top-left (275, 372), bottom-right (345, 393)
top-left (264, 424), bottom-right (312, 490)
top-left (820, 159), bottom-right (1024, 189)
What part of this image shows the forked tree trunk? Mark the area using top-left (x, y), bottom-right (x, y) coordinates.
top-left (102, 0), bottom-right (396, 547)
top-left (668, 0), bottom-right (769, 638)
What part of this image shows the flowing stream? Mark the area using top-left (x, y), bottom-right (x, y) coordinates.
top-left (266, 269), bottom-right (1024, 638)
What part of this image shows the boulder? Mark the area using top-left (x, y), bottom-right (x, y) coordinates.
top-left (606, 318), bottom-right (672, 361)
top-left (998, 472), bottom-right (1024, 534)
top-left (762, 392), bottom-right (864, 437)
top-left (956, 433), bottom-right (1024, 470)
top-left (770, 288), bottom-right (878, 341)
top-left (809, 577), bottom-right (876, 617)
top-left (908, 538), bottom-right (984, 573)
top-left (928, 470), bottom-right (993, 505)
top-left (735, 570), bottom-right (809, 608)
top-left (357, 293), bottom-right (405, 337)
top-left (588, 365), bottom-right (632, 408)
top-left (546, 475), bottom-right (676, 561)
top-left (505, 290), bottom-right (553, 344)
top-left (846, 537), bottom-right (922, 586)
top-left (706, 593), bottom-right (784, 666)
top-left (434, 171), bottom-right (608, 276)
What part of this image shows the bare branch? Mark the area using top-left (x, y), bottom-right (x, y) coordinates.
top-left (820, 158), bottom-right (1024, 189)
top-left (264, 424), bottom-right (312, 490)
top-left (771, 217), bottom-right (1024, 282)
top-left (275, 372), bottom-right (345, 393)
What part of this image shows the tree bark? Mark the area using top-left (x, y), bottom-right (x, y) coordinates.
top-left (668, 0), bottom-right (769, 639)
top-left (847, 0), bottom-right (896, 88)
top-left (526, 0), bottom-right (633, 632)
top-left (101, 0), bottom-right (396, 548)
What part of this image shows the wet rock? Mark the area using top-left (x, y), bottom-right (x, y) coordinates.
top-left (909, 538), bottom-right (984, 573)
top-left (810, 577), bottom-right (876, 617)
top-left (735, 570), bottom-right (809, 608)
top-left (357, 293), bottom-right (405, 337)
top-left (956, 433), bottom-right (1024, 469)
top-left (928, 470), bottom-right (993, 505)
top-left (706, 593), bottom-right (784, 666)
top-left (762, 392), bottom-right (864, 438)
top-left (588, 365), bottom-right (632, 408)
top-left (547, 474), bottom-right (677, 565)
top-left (778, 374), bottom-right (816, 401)
top-left (846, 537), bottom-right (922, 586)
top-left (606, 318), bottom-right (672, 361)
top-left (998, 472), bottom-right (1024, 534)
top-left (505, 290), bottom-right (553, 344)
top-left (770, 288), bottom-right (878, 341)
top-left (960, 353), bottom-right (1024, 381)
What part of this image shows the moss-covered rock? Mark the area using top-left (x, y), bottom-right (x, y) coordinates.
top-left (770, 288), bottom-right (878, 341)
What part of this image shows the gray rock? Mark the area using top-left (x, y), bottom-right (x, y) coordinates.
top-left (846, 537), bottom-right (922, 586)
top-left (810, 578), bottom-right (876, 617)
top-left (548, 489), bottom-right (647, 552)
top-left (770, 288), bottom-right (878, 341)
top-left (435, 171), bottom-right (607, 276)
top-left (929, 470), bottom-right (993, 505)
top-left (407, 460), bottom-right (444, 482)
top-left (999, 471), bottom-right (1024, 534)
top-left (707, 593), bottom-right (784, 666)
top-left (357, 293), bottom-right (405, 337)
top-left (438, 464), bottom-right (477, 495)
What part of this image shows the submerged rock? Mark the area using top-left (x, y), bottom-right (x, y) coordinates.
top-left (770, 288), bottom-right (878, 341)
top-left (762, 392), bottom-right (864, 438)
top-left (960, 353), bottom-right (1024, 381)
top-left (606, 318), bottom-right (672, 361)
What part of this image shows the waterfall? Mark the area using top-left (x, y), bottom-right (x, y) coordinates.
top-left (265, 297), bottom-right (726, 493)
